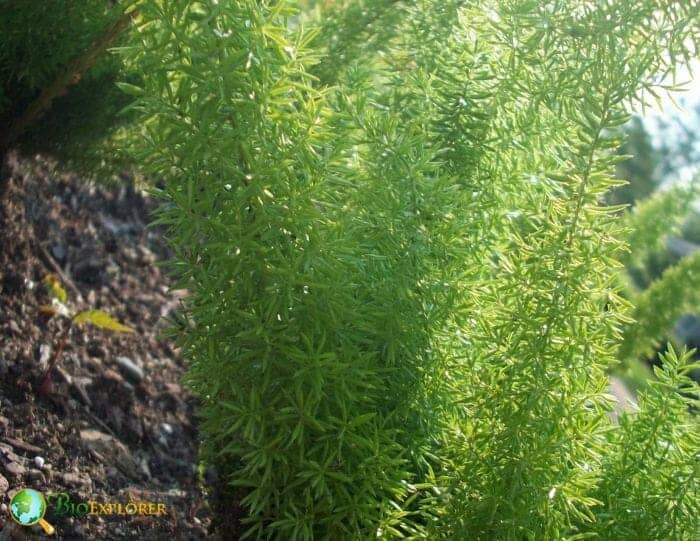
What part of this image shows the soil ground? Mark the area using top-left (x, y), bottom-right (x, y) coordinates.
top-left (0, 154), bottom-right (213, 540)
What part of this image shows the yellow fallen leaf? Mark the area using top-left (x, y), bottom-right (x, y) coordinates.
top-left (72, 310), bottom-right (134, 333)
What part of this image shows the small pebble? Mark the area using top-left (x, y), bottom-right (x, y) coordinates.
top-left (160, 423), bottom-right (174, 436)
top-left (139, 458), bottom-right (151, 479)
top-left (51, 245), bottom-right (66, 261)
top-left (4, 462), bottom-right (25, 477)
top-left (115, 356), bottom-right (144, 383)
top-left (34, 456), bottom-right (45, 469)
top-left (0, 503), bottom-right (7, 513)
top-left (28, 469), bottom-right (45, 483)
top-left (62, 472), bottom-right (88, 487)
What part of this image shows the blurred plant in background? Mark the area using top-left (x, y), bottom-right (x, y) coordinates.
top-left (610, 107), bottom-right (700, 389)
top-left (0, 0), bottom-right (139, 179)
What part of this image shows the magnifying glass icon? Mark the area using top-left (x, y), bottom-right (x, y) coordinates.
top-left (8, 488), bottom-right (56, 535)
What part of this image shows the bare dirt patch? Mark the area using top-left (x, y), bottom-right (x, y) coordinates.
top-left (0, 154), bottom-right (210, 540)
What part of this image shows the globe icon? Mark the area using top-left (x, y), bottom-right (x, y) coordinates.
top-left (9, 488), bottom-right (55, 535)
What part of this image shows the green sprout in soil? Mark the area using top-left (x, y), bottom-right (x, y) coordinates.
top-left (37, 273), bottom-right (134, 398)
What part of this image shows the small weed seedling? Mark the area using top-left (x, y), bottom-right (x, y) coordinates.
top-left (38, 273), bottom-right (134, 398)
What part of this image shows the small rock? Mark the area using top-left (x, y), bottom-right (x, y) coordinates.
top-left (0, 443), bottom-right (22, 463)
top-left (4, 436), bottom-right (42, 454)
top-left (160, 423), bottom-right (174, 436)
top-left (101, 368), bottom-right (123, 383)
top-left (115, 356), bottom-right (144, 383)
top-left (164, 382), bottom-right (182, 394)
top-left (80, 429), bottom-right (140, 479)
top-left (34, 456), bottom-right (45, 469)
top-left (51, 245), bottom-right (66, 261)
top-left (62, 472), bottom-right (88, 487)
top-left (4, 462), bottom-right (25, 478)
top-left (0, 474), bottom-right (8, 493)
top-left (0, 503), bottom-right (6, 513)
top-left (96, 368), bottom-right (136, 399)
top-left (139, 457), bottom-right (151, 479)
top-left (28, 469), bottom-right (45, 483)
top-left (122, 246), bottom-right (138, 262)
top-left (38, 344), bottom-right (51, 369)
top-left (139, 383), bottom-right (157, 398)
top-left (138, 245), bottom-right (157, 264)
top-left (8, 320), bottom-right (20, 335)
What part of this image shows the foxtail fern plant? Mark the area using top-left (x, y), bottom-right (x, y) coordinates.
top-left (590, 345), bottom-right (699, 540)
top-left (123, 0), bottom-right (699, 538)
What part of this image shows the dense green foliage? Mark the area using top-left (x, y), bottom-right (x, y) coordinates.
top-left (119, 0), bottom-right (700, 539)
top-left (592, 346), bottom-right (699, 540)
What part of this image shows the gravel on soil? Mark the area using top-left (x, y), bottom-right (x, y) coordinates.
top-left (0, 153), bottom-right (213, 540)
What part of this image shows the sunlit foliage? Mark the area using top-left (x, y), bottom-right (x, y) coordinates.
top-left (123, 1), bottom-right (700, 538)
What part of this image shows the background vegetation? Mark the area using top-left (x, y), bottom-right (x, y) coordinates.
top-left (0, 0), bottom-right (137, 176)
